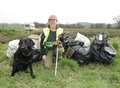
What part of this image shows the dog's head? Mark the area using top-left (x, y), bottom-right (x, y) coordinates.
top-left (19, 38), bottom-right (35, 56)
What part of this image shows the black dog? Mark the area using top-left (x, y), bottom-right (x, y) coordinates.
top-left (11, 38), bottom-right (36, 78)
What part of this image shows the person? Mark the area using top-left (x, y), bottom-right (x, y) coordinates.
top-left (40, 15), bottom-right (64, 68)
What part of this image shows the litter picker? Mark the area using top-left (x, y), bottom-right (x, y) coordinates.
top-left (54, 41), bottom-right (59, 76)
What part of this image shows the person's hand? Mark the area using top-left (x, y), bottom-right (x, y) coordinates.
top-left (53, 40), bottom-right (61, 46)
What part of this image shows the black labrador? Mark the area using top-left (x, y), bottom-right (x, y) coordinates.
top-left (11, 38), bottom-right (36, 78)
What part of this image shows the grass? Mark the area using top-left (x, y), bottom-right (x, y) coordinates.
top-left (0, 28), bottom-right (120, 88)
top-left (59, 58), bottom-right (80, 72)
top-left (0, 37), bottom-right (120, 88)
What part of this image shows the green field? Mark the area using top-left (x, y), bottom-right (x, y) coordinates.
top-left (0, 29), bottom-right (28, 43)
top-left (0, 29), bottom-right (120, 88)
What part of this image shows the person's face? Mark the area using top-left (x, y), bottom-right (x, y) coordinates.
top-left (48, 19), bottom-right (57, 29)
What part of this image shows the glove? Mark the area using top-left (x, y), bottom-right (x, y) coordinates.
top-left (53, 40), bottom-right (62, 46)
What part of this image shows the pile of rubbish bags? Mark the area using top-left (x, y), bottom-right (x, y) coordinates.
top-left (90, 33), bottom-right (116, 64)
top-left (60, 32), bottom-right (116, 64)
top-left (6, 32), bottom-right (117, 65)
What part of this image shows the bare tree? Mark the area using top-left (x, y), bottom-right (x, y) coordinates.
top-left (113, 15), bottom-right (120, 29)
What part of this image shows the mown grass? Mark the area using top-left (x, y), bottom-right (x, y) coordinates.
top-left (0, 36), bottom-right (120, 88)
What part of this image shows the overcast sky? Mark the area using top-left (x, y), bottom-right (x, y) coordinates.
top-left (0, 0), bottom-right (120, 24)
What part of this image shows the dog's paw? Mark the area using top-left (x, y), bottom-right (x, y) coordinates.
top-left (32, 75), bottom-right (36, 79)
top-left (24, 70), bottom-right (29, 73)
top-left (11, 74), bottom-right (14, 77)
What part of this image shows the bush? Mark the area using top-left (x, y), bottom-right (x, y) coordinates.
top-left (112, 41), bottom-right (119, 51)
top-left (59, 58), bottom-right (79, 71)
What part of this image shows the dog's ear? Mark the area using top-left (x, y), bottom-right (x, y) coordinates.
top-left (30, 39), bottom-right (35, 47)
top-left (27, 38), bottom-right (35, 47)
top-left (19, 39), bottom-right (23, 46)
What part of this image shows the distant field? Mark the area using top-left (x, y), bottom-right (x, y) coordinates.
top-left (32, 28), bottom-right (120, 37)
top-left (64, 28), bottom-right (120, 37)
top-left (1, 28), bottom-right (119, 42)
top-left (0, 29), bottom-right (28, 43)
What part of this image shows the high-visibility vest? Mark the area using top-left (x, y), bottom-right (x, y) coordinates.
top-left (43, 27), bottom-right (63, 44)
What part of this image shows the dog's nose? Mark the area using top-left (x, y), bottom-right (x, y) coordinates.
top-left (21, 46), bottom-right (25, 49)
top-left (21, 47), bottom-right (28, 50)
